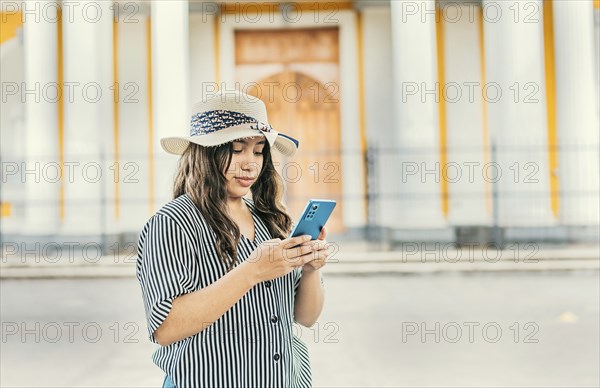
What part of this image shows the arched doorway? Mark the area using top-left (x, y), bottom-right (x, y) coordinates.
top-left (235, 28), bottom-right (344, 233)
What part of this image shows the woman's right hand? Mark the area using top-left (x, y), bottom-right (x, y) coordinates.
top-left (244, 235), bottom-right (322, 285)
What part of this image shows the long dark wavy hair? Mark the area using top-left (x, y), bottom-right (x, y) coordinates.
top-left (172, 140), bottom-right (293, 272)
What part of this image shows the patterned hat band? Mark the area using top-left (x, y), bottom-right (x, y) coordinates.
top-left (160, 91), bottom-right (298, 157)
top-left (190, 110), bottom-right (273, 137)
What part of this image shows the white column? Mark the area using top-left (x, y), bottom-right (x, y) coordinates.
top-left (338, 10), bottom-right (366, 228)
top-left (552, 2), bottom-right (599, 225)
top-left (22, 0), bottom-right (60, 235)
top-left (443, 6), bottom-right (491, 226)
top-left (61, 0), bottom-right (114, 235)
top-left (116, 13), bottom-right (152, 233)
top-left (482, 0), bottom-right (553, 227)
top-left (389, 0), bottom-right (444, 228)
top-left (189, 11), bottom-right (216, 103)
top-left (151, 0), bottom-right (190, 208)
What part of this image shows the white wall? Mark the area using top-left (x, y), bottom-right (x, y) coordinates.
top-left (117, 15), bottom-right (153, 233)
top-left (361, 7), bottom-right (396, 228)
top-left (483, 0), bottom-right (554, 227)
top-left (390, 0), bottom-right (445, 229)
top-left (151, 0), bottom-right (190, 211)
top-left (0, 36), bottom-right (25, 234)
top-left (362, 8), bottom-right (393, 146)
top-left (189, 12), bottom-right (216, 104)
top-left (443, 5), bottom-right (491, 226)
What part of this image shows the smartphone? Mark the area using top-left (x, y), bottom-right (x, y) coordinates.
top-left (289, 199), bottom-right (337, 240)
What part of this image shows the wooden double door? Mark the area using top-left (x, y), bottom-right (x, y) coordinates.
top-left (235, 28), bottom-right (344, 233)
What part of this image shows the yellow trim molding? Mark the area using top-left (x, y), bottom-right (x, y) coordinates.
top-left (478, 6), bottom-right (493, 217)
top-left (356, 9), bottom-right (368, 222)
top-left (146, 16), bottom-right (155, 214)
top-left (113, 16), bottom-right (120, 219)
top-left (435, 7), bottom-right (449, 217)
top-left (543, 0), bottom-right (559, 217)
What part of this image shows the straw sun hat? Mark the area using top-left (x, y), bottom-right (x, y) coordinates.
top-left (160, 91), bottom-right (299, 157)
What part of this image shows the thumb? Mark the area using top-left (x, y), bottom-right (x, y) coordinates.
top-left (317, 226), bottom-right (327, 240)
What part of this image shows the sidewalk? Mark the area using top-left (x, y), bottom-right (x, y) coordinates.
top-left (1, 242), bottom-right (598, 279)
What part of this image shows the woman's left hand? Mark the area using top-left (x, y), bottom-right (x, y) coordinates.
top-left (301, 226), bottom-right (329, 273)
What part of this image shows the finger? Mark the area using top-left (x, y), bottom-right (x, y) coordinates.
top-left (288, 256), bottom-right (306, 268)
top-left (297, 249), bottom-right (324, 264)
top-left (291, 253), bottom-right (318, 268)
top-left (311, 249), bottom-right (329, 261)
top-left (310, 251), bottom-right (329, 266)
top-left (317, 226), bottom-right (327, 240)
top-left (319, 250), bottom-right (330, 262)
top-left (301, 252), bottom-right (318, 265)
top-left (298, 240), bottom-right (328, 251)
top-left (306, 250), bottom-right (329, 266)
top-left (284, 243), bottom-right (316, 261)
top-left (305, 254), bottom-right (327, 269)
top-left (315, 240), bottom-right (329, 251)
top-left (282, 234), bottom-right (312, 249)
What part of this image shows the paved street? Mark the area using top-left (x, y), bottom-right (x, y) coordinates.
top-left (1, 272), bottom-right (599, 387)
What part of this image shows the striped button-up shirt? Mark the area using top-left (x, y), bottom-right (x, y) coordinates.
top-left (136, 193), bottom-right (320, 387)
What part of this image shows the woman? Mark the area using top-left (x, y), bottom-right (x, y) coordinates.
top-left (136, 91), bottom-right (330, 388)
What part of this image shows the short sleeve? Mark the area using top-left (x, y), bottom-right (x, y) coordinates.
top-left (136, 214), bottom-right (197, 344)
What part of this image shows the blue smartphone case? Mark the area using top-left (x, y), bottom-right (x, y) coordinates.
top-left (289, 199), bottom-right (337, 240)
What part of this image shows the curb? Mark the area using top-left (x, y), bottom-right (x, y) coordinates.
top-left (1, 257), bottom-right (598, 279)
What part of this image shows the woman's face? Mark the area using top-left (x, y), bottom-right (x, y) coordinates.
top-left (224, 136), bottom-right (265, 200)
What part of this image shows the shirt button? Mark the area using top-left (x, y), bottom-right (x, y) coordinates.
top-left (265, 280), bottom-right (272, 288)
top-left (270, 314), bottom-right (278, 323)
top-left (273, 353), bottom-right (280, 361)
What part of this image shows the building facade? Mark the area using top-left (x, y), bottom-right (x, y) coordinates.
top-left (1, 0), bottom-right (599, 246)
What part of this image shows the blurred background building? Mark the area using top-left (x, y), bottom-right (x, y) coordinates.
top-left (1, 0), bottom-right (599, 250)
